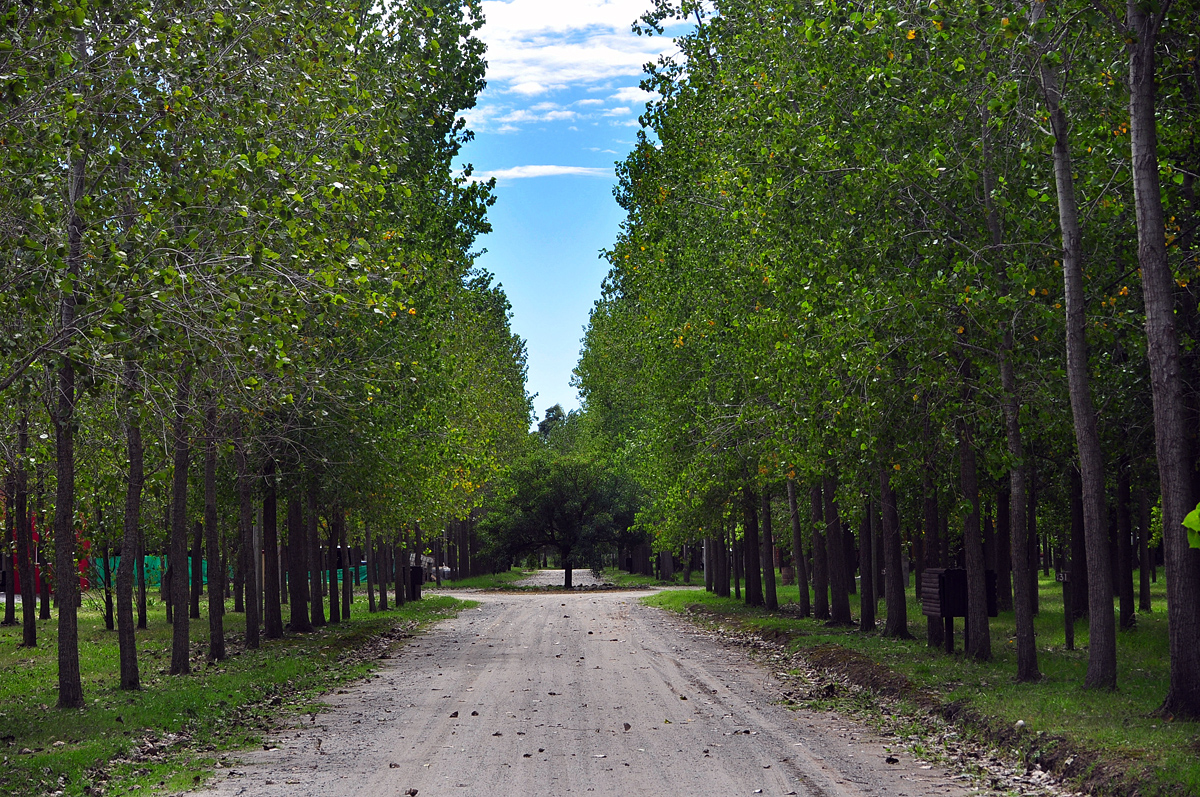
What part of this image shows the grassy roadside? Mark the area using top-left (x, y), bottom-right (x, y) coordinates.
top-left (0, 591), bottom-right (471, 797)
top-left (427, 567), bottom-right (533, 589)
top-left (644, 573), bottom-right (1198, 796)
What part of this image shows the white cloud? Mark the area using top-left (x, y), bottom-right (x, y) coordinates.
top-left (603, 106), bottom-right (631, 116)
top-left (471, 164), bottom-right (615, 182)
top-left (477, 0), bottom-right (684, 95)
top-left (575, 98), bottom-right (605, 106)
top-left (609, 85), bottom-right (657, 104)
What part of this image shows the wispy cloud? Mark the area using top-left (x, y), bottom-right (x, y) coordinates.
top-left (471, 164), bottom-right (615, 182)
top-left (461, 0), bottom-right (684, 133)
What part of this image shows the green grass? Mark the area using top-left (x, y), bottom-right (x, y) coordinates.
top-left (600, 566), bottom-right (700, 588)
top-left (0, 589), bottom-right (472, 797)
top-left (644, 570), bottom-right (1198, 796)
top-left (428, 567), bottom-right (534, 589)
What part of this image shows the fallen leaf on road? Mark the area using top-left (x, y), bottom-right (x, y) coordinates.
top-left (390, 763), bottom-right (400, 769)
top-left (623, 723), bottom-right (631, 732)
top-left (886, 755), bottom-right (899, 764)
top-left (449, 711), bottom-right (458, 718)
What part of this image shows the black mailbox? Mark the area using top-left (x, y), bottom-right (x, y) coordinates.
top-left (921, 568), bottom-right (998, 653)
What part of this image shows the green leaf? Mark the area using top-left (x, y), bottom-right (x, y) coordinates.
top-left (1184, 503), bottom-right (1200, 548)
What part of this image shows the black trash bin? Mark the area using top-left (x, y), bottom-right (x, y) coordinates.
top-left (408, 565), bottom-right (423, 601)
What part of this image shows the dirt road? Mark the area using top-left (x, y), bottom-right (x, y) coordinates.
top-left (198, 590), bottom-right (979, 796)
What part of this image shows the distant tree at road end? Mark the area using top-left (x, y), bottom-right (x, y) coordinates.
top-left (480, 408), bottom-right (638, 588)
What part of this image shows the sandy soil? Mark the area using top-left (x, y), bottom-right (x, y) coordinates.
top-left (197, 590), bottom-right (981, 797)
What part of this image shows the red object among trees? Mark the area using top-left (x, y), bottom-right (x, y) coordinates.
top-left (9, 513), bottom-right (91, 595)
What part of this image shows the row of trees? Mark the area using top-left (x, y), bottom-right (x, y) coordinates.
top-left (0, 0), bottom-right (530, 706)
top-left (576, 0), bottom-right (1200, 714)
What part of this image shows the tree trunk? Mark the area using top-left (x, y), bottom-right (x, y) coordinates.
top-left (236, 430), bottom-right (259, 649)
top-left (859, 500), bottom-right (875, 632)
top-left (1117, 460), bottom-right (1136, 630)
top-left (1138, 487), bottom-right (1153, 612)
top-left (741, 485), bottom-right (763, 606)
top-left (136, 523), bottom-right (146, 630)
top-left (997, 490), bottom-right (1013, 611)
top-left (340, 513), bottom-right (351, 618)
top-left (379, 542), bottom-right (390, 611)
top-left (1003, 398), bottom-right (1039, 680)
top-left (810, 483), bottom-right (829, 619)
top-left (327, 512), bottom-right (341, 623)
top-left (1069, 468), bottom-right (1089, 618)
top-left (169, 371), bottom-right (192, 676)
top-left (959, 413), bottom-right (990, 661)
top-left (53, 83), bottom-right (87, 708)
top-left (563, 557), bottom-right (573, 589)
top-left (1028, 459), bottom-right (1040, 615)
top-left (1039, 34), bottom-right (1116, 687)
top-left (760, 489), bottom-right (778, 610)
top-left (189, 518), bottom-right (201, 620)
top-left (308, 484), bottom-right (324, 627)
top-left (880, 468), bottom-right (910, 637)
top-left (1127, 0), bottom-right (1200, 717)
top-left (4, 472), bottom-right (14, 627)
top-left (365, 524), bottom-right (377, 612)
top-left (101, 539), bottom-right (113, 631)
top-left (204, 406), bottom-right (225, 659)
top-left (118, 370), bottom-right (142, 686)
top-left (394, 537), bottom-right (406, 606)
top-left (16, 411), bottom-right (36, 647)
top-left (287, 496), bottom-right (312, 633)
top-left (786, 479), bottom-right (810, 616)
top-left (824, 473), bottom-right (852, 625)
top-left (262, 460), bottom-right (283, 639)
top-left (923, 474), bottom-right (943, 649)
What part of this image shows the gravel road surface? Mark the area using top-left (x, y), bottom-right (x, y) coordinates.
top-left (198, 590), bottom-right (978, 797)
top-left (511, 569), bottom-right (606, 588)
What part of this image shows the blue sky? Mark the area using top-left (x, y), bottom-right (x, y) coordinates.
top-left (457, 0), bottom-right (683, 420)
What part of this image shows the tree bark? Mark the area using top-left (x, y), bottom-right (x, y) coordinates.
top-left (760, 488), bottom-right (778, 610)
top-left (327, 509), bottom-right (341, 623)
top-left (1004, 416), bottom-right (1039, 680)
top-left (959, 414), bottom-right (990, 661)
top-left (1138, 486), bottom-right (1153, 612)
top-left (118, 364), bottom-right (143, 687)
top-left (923, 475), bottom-right (943, 649)
top-left (1069, 468), bottom-right (1089, 618)
top-left (53, 71), bottom-right (87, 707)
top-left (287, 496), bottom-right (312, 633)
top-left (997, 490), bottom-right (1013, 612)
top-left (204, 406), bottom-right (225, 659)
top-left (786, 479), bottom-right (810, 616)
top-left (236, 430), bottom-right (259, 649)
top-left (262, 460), bottom-right (283, 639)
top-left (824, 473), bottom-right (852, 625)
top-left (365, 524), bottom-right (377, 612)
top-left (136, 522), bottom-right (146, 629)
top-left (308, 483), bottom-right (324, 626)
top-left (810, 483), bottom-right (829, 619)
top-left (859, 500), bottom-right (875, 632)
top-left (880, 469), bottom-right (909, 638)
top-left (1128, 0), bottom-right (1200, 716)
top-left (1117, 459), bottom-right (1136, 629)
top-left (741, 485), bottom-right (763, 606)
top-left (1039, 30), bottom-right (1116, 687)
top-left (4, 472), bottom-right (14, 627)
top-left (16, 410), bottom-right (36, 647)
top-left (169, 371), bottom-right (192, 676)
top-left (340, 513), bottom-right (351, 618)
